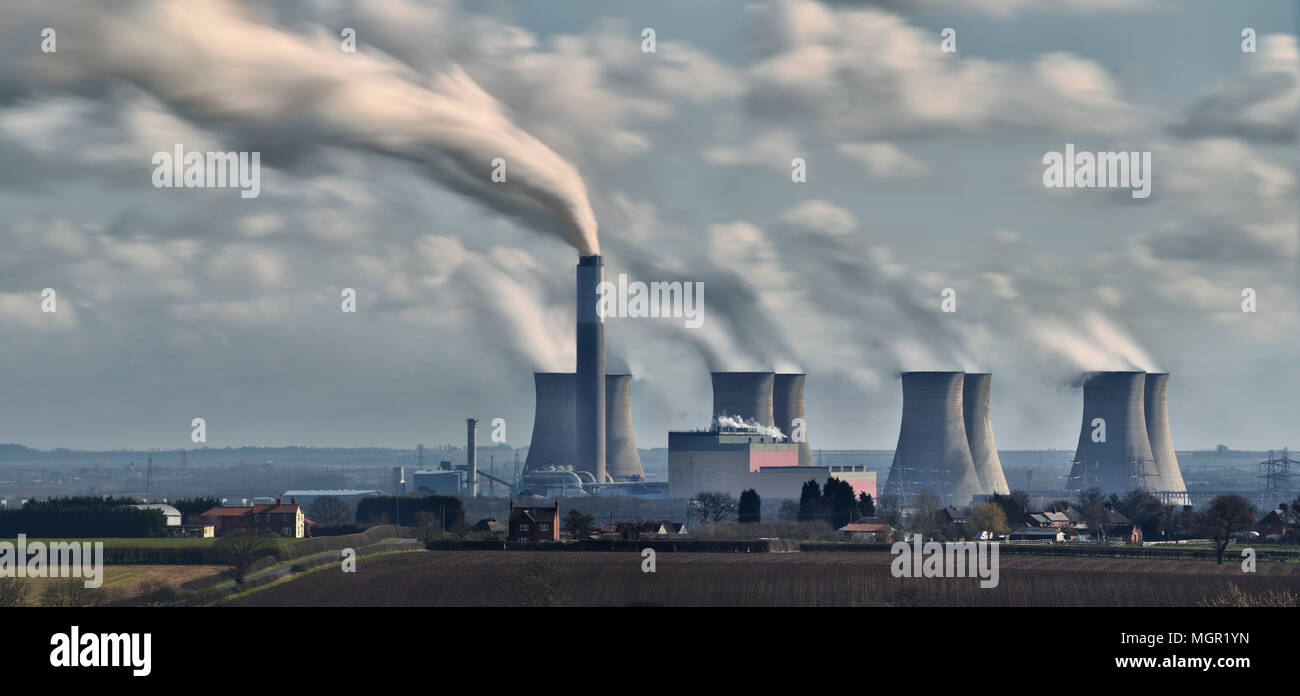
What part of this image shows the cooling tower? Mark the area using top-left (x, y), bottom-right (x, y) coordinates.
top-left (884, 372), bottom-right (982, 508)
top-left (773, 373), bottom-right (813, 466)
top-left (606, 374), bottom-right (645, 481)
top-left (962, 373), bottom-right (1010, 496)
top-left (576, 256), bottom-right (607, 484)
top-left (1069, 371), bottom-right (1158, 496)
top-left (1144, 373), bottom-right (1189, 505)
top-left (711, 372), bottom-right (776, 429)
top-left (466, 417), bottom-right (478, 497)
top-left (524, 372), bottom-right (577, 473)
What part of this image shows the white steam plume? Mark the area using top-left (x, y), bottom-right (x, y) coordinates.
top-left (2, 0), bottom-right (599, 254)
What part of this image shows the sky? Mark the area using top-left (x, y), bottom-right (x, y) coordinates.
top-left (0, 0), bottom-right (1295, 453)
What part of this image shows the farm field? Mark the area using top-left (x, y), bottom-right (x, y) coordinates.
top-left (223, 551), bottom-right (1300, 608)
top-left (11, 564), bottom-right (226, 606)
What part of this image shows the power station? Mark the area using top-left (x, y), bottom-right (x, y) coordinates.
top-left (883, 371), bottom-right (983, 508)
top-left (502, 256), bottom-right (1192, 510)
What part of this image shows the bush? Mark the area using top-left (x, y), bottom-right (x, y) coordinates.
top-left (1199, 582), bottom-right (1298, 607)
top-left (41, 579), bottom-right (115, 607)
top-left (0, 578), bottom-right (31, 607)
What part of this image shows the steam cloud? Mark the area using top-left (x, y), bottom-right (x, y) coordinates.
top-left (0, 0), bottom-right (599, 255)
top-left (713, 414), bottom-right (787, 440)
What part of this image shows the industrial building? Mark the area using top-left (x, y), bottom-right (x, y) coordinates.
top-left (668, 430), bottom-right (830, 501)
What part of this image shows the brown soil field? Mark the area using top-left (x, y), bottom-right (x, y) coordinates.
top-left (223, 551), bottom-right (1300, 607)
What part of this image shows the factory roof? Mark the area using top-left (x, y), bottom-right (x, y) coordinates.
top-left (281, 489), bottom-right (384, 497)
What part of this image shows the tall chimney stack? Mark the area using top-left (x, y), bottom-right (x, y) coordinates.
top-left (466, 417), bottom-right (479, 497)
top-left (576, 256), bottom-right (606, 484)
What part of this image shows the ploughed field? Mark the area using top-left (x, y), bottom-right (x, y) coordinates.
top-left (223, 551), bottom-right (1300, 607)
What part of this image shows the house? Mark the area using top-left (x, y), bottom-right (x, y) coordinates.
top-left (1103, 523), bottom-right (1143, 544)
top-left (1025, 511), bottom-right (1070, 528)
top-left (839, 517), bottom-right (895, 542)
top-left (195, 498), bottom-right (306, 538)
top-left (508, 499), bottom-right (560, 543)
top-left (471, 518), bottom-right (507, 536)
top-left (1255, 507), bottom-right (1298, 540)
top-left (940, 506), bottom-right (968, 525)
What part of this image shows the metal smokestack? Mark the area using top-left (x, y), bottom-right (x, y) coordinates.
top-left (1144, 372), bottom-right (1189, 505)
top-left (711, 372), bottom-right (775, 428)
top-left (605, 374), bottom-right (644, 481)
top-left (962, 373), bottom-right (1010, 495)
top-left (772, 373), bottom-right (813, 466)
top-left (466, 417), bottom-right (478, 497)
top-left (1069, 371), bottom-right (1158, 496)
top-left (523, 372), bottom-right (577, 474)
top-left (576, 255), bottom-right (607, 484)
top-left (884, 372), bottom-right (982, 507)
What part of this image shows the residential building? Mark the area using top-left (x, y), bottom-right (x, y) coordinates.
top-left (195, 498), bottom-right (306, 538)
top-left (508, 499), bottom-right (560, 543)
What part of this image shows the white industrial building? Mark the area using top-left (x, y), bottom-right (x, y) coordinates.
top-left (668, 430), bottom-right (831, 501)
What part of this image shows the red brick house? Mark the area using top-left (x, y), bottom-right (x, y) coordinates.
top-left (1255, 507), bottom-right (1298, 540)
top-left (195, 498), bottom-right (306, 538)
top-left (508, 499), bottom-right (560, 543)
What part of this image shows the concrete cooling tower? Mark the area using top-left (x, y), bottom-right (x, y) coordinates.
top-left (576, 255), bottom-right (607, 484)
top-left (711, 372), bottom-right (775, 428)
top-left (772, 373), bottom-right (813, 466)
top-left (606, 374), bottom-right (645, 481)
top-left (523, 372), bottom-right (578, 476)
top-left (884, 371), bottom-right (982, 508)
top-left (1068, 371), bottom-right (1158, 496)
top-left (962, 373), bottom-right (1010, 496)
top-left (1144, 372), bottom-right (1190, 505)
top-left (523, 372), bottom-right (642, 483)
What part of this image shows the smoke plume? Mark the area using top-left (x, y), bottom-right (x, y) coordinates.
top-left (0, 0), bottom-right (599, 255)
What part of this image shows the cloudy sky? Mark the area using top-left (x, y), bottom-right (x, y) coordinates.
top-left (0, 0), bottom-right (1295, 453)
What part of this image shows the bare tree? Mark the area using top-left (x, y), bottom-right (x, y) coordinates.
top-left (912, 490), bottom-right (944, 540)
top-left (692, 491), bottom-right (736, 523)
top-left (306, 496), bottom-right (351, 526)
top-left (1075, 487), bottom-right (1108, 540)
top-left (215, 528), bottom-right (275, 583)
top-left (1199, 494), bottom-right (1256, 564)
top-left (412, 510), bottom-right (441, 544)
